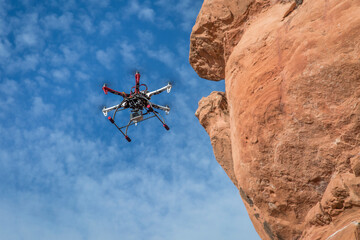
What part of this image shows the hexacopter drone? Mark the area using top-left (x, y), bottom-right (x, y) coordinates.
top-left (101, 71), bottom-right (172, 142)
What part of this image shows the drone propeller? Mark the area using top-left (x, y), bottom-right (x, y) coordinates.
top-left (162, 77), bottom-right (177, 89)
top-left (126, 67), bottom-right (146, 77)
top-left (101, 82), bottom-right (113, 88)
top-left (94, 76), bottom-right (113, 91)
top-left (97, 105), bottom-right (106, 111)
top-left (167, 80), bottom-right (176, 86)
top-left (156, 101), bottom-right (174, 113)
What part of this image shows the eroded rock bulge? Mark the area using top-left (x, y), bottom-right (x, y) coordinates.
top-left (189, 0), bottom-right (259, 81)
top-left (191, 0), bottom-right (360, 239)
top-left (196, 91), bottom-right (238, 187)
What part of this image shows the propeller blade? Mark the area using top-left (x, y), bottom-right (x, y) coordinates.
top-left (97, 105), bottom-right (106, 111)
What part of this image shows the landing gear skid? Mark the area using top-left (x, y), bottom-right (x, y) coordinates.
top-left (107, 111), bottom-right (170, 142)
top-left (108, 117), bottom-right (132, 142)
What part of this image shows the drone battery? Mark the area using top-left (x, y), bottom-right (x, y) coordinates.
top-left (130, 111), bottom-right (143, 123)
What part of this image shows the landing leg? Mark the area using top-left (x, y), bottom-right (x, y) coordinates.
top-left (125, 120), bottom-right (132, 136)
top-left (153, 112), bottom-right (170, 131)
top-left (125, 135), bottom-right (131, 142)
top-left (108, 116), bottom-right (132, 142)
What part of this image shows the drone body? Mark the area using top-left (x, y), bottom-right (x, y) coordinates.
top-left (102, 71), bottom-right (172, 142)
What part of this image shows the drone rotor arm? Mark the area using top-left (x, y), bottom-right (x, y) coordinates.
top-left (151, 103), bottom-right (170, 114)
top-left (102, 104), bottom-right (124, 116)
top-left (102, 85), bottom-right (130, 97)
top-left (145, 83), bottom-right (172, 98)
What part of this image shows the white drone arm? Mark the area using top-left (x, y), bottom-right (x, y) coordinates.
top-left (152, 103), bottom-right (170, 115)
top-left (146, 82), bottom-right (172, 98)
top-left (102, 104), bottom-right (121, 116)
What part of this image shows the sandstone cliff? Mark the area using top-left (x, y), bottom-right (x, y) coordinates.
top-left (190, 0), bottom-right (360, 239)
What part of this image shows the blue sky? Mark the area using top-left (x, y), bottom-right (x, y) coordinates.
top-left (0, 0), bottom-right (260, 239)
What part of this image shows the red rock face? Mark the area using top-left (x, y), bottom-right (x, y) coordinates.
top-left (191, 0), bottom-right (360, 239)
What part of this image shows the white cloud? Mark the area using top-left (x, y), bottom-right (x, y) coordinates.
top-left (157, 17), bottom-right (175, 29)
top-left (155, 0), bottom-right (202, 31)
top-left (0, 19), bottom-right (7, 37)
top-left (145, 47), bottom-right (176, 68)
top-left (23, 54), bottom-right (40, 70)
top-left (96, 49), bottom-right (113, 69)
top-left (0, 79), bottom-right (18, 118)
top-left (137, 30), bottom-right (154, 46)
top-left (13, 13), bottom-right (44, 50)
top-left (99, 21), bottom-right (113, 36)
top-left (16, 32), bottom-right (38, 47)
top-left (119, 41), bottom-right (136, 64)
top-left (0, 121), bottom-right (258, 239)
top-left (60, 45), bottom-right (80, 64)
top-left (59, 0), bottom-right (77, 10)
top-left (35, 76), bottom-right (48, 87)
top-left (0, 39), bottom-right (11, 58)
top-left (175, 0), bottom-right (200, 31)
top-left (98, 13), bottom-right (121, 36)
top-left (79, 14), bottom-right (95, 34)
top-left (42, 12), bottom-right (74, 32)
top-left (0, 79), bottom-right (18, 95)
top-left (0, 0), bottom-right (7, 17)
top-left (0, 75), bottom-right (259, 238)
top-left (75, 71), bottom-right (90, 81)
top-left (31, 96), bottom-right (54, 116)
top-left (6, 54), bottom-right (40, 73)
top-left (52, 68), bottom-right (71, 82)
top-left (125, 0), bottom-right (156, 23)
top-left (42, 43), bottom-right (84, 68)
top-left (43, 48), bottom-right (63, 66)
top-left (138, 8), bottom-right (155, 22)
top-left (54, 86), bottom-right (71, 96)
top-left (84, 0), bottom-right (110, 8)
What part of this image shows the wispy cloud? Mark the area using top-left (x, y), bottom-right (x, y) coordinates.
top-left (137, 30), bottom-right (154, 46)
top-left (138, 8), bottom-right (155, 22)
top-left (0, 0), bottom-right (7, 18)
top-left (16, 32), bottom-right (38, 47)
top-left (99, 20), bottom-right (113, 36)
top-left (6, 54), bottom-right (40, 73)
top-left (175, 0), bottom-right (202, 31)
top-left (31, 96), bottom-right (55, 116)
top-left (96, 48), bottom-right (114, 69)
top-left (0, 120), bottom-right (254, 240)
top-left (0, 79), bottom-right (18, 118)
top-left (52, 68), bottom-right (71, 82)
top-left (155, 0), bottom-right (203, 31)
top-left (0, 39), bottom-right (11, 59)
top-left (119, 41), bottom-right (136, 64)
top-left (75, 71), bottom-right (90, 81)
top-left (42, 12), bottom-right (74, 32)
top-left (79, 14), bottom-right (95, 34)
top-left (145, 47), bottom-right (176, 68)
top-left (0, 79), bottom-right (18, 95)
top-left (12, 13), bottom-right (45, 50)
top-left (60, 45), bottom-right (80, 64)
top-left (125, 0), bottom-right (156, 22)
